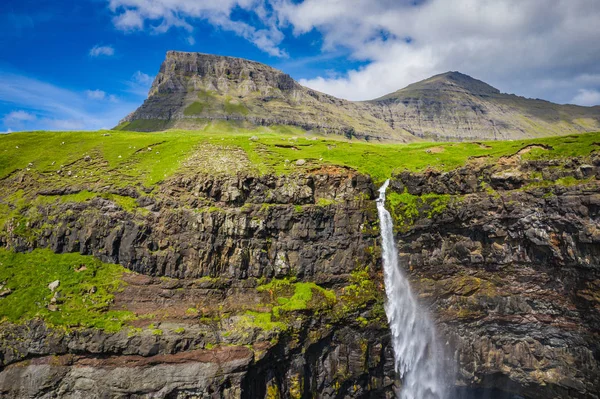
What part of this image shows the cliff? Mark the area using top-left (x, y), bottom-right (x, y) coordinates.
top-left (0, 130), bottom-right (599, 398)
top-left (116, 51), bottom-right (600, 142)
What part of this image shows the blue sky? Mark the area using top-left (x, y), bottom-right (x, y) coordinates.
top-left (1, 0), bottom-right (600, 132)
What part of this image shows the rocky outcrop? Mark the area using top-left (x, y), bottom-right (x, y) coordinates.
top-left (117, 52), bottom-right (600, 142)
top-left (3, 169), bottom-right (377, 279)
top-left (388, 156), bottom-right (600, 398)
top-left (0, 166), bottom-right (397, 398)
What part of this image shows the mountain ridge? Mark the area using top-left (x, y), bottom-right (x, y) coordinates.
top-left (118, 51), bottom-right (600, 142)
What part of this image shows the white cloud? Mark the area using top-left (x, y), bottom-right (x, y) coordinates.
top-left (107, 0), bottom-right (287, 57)
top-left (104, 0), bottom-right (600, 103)
top-left (4, 110), bottom-right (36, 124)
top-left (0, 70), bottom-right (140, 131)
top-left (125, 71), bottom-right (155, 96)
top-left (113, 9), bottom-right (144, 31)
top-left (571, 89), bottom-right (600, 106)
top-left (277, 0), bottom-right (600, 102)
top-left (89, 44), bottom-right (115, 57)
top-left (85, 89), bottom-right (118, 102)
top-left (132, 71), bottom-right (153, 85)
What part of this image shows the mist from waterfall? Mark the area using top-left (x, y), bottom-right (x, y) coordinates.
top-left (377, 180), bottom-right (447, 399)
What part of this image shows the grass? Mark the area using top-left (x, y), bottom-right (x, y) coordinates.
top-left (2, 126), bottom-right (600, 187)
top-left (0, 248), bottom-right (133, 332)
top-left (35, 191), bottom-right (139, 212)
top-left (184, 102), bottom-right (207, 116)
top-left (224, 99), bottom-right (249, 115)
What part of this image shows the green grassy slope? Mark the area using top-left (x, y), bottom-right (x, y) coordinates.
top-left (0, 249), bottom-right (132, 331)
top-left (2, 123), bottom-right (599, 184)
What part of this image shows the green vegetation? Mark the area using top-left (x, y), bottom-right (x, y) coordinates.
top-left (523, 175), bottom-right (595, 189)
top-left (224, 99), bottom-right (249, 115)
top-left (316, 198), bottom-right (336, 206)
top-left (35, 191), bottom-right (140, 212)
top-left (337, 267), bottom-right (384, 322)
top-left (184, 102), bottom-right (207, 115)
top-left (387, 190), bottom-right (454, 229)
top-left (115, 119), bottom-right (172, 132)
top-left (0, 248), bottom-right (132, 331)
top-left (238, 311), bottom-right (287, 332)
top-left (257, 278), bottom-right (336, 318)
top-left (3, 127), bottom-right (599, 189)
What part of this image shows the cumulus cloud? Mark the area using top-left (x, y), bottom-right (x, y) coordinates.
top-left (572, 89), bottom-right (600, 106)
top-left (279, 0), bottom-right (600, 102)
top-left (89, 44), bottom-right (115, 57)
top-left (104, 0), bottom-right (600, 103)
top-left (107, 0), bottom-right (287, 57)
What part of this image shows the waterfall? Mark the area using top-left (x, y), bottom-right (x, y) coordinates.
top-left (377, 180), bottom-right (447, 399)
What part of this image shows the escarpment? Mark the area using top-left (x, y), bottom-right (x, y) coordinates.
top-left (387, 156), bottom-right (600, 398)
top-left (117, 51), bottom-right (600, 142)
top-left (1, 130), bottom-right (599, 398)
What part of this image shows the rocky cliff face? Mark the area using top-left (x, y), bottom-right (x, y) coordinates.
top-left (0, 139), bottom-right (599, 398)
top-left (0, 166), bottom-right (398, 398)
top-left (120, 51), bottom-right (408, 142)
top-left (388, 154), bottom-right (600, 398)
top-left (118, 51), bottom-right (600, 142)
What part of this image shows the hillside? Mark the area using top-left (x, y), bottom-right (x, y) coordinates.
top-left (369, 71), bottom-right (600, 140)
top-left (117, 51), bottom-right (408, 142)
top-left (117, 51), bottom-right (600, 142)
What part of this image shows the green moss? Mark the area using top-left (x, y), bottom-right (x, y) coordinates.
top-left (238, 311), bottom-right (287, 332)
top-left (0, 248), bottom-right (133, 331)
top-left (258, 278), bottom-right (336, 317)
top-left (151, 328), bottom-right (163, 336)
top-left (127, 327), bottom-right (143, 337)
top-left (316, 198), bottom-right (336, 206)
top-left (266, 384), bottom-right (281, 399)
top-left (523, 175), bottom-right (594, 189)
top-left (387, 190), bottom-right (454, 230)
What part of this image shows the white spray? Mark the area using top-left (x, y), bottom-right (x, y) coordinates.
top-left (376, 180), bottom-right (447, 399)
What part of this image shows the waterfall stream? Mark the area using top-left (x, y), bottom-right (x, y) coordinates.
top-left (377, 180), bottom-right (447, 399)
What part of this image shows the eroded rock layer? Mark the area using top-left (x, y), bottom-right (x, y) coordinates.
top-left (0, 150), bottom-right (599, 398)
top-left (118, 51), bottom-right (600, 142)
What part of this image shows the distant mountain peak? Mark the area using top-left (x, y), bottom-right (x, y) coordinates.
top-left (118, 51), bottom-right (600, 142)
top-left (375, 71), bottom-right (500, 102)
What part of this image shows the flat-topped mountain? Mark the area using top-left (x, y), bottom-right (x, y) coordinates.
top-left (117, 51), bottom-right (600, 142)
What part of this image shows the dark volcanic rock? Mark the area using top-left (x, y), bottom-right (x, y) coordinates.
top-left (1, 157), bottom-right (599, 398)
top-left (389, 158), bottom-right (600, 399)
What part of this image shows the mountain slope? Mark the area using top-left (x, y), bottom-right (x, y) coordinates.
top-left (367, 71), bottom-right (600, 140)
top-left (117, 52), bottom-right (600, 142)
top-left (118, 51), bottom-right (411, 142)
